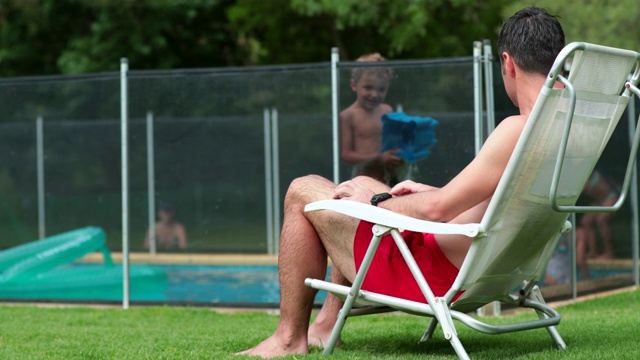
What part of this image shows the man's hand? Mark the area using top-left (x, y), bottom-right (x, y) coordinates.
top-left (332, 179), bottom-right (376, 203)
top-left (379, 149), bottom-right (403, 168)
top-left (390, 180), bottom-right (439, 196)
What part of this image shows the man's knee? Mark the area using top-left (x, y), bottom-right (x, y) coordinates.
top-left (288, 174), bottom-right (327, 194)
top-left (285, 175), bottom-right (334, 205)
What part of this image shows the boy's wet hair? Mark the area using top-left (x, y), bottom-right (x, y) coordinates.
top-left (351, 52), bottom-right (393, 82)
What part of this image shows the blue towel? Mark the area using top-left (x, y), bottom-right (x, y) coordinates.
top-left (380, 112), bottom-right (438, 163)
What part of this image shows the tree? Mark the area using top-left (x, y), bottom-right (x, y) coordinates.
top-left (0, 0), bottom-right (93, 76)
top-left (0, 0), bottom-right (512, 77)
top-left (0, 0), bottom-right (242, 76)
top-left (58, 0), bottom-right (241, 73)
top-left (1, 1), bottom-right (639, 77)
top-left (230, 0), bottom-right (511, 63)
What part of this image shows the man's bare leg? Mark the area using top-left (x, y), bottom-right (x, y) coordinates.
top-left (237, 175), bottom-right (371, 358)
top-left (307, 175), bottom-right (390, 348)
top-left (307, 269), bottom-right (348, 348)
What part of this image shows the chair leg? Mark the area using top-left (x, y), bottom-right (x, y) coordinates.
top-left (323, 298), bottom-right (351, 355)
top-left (419, 318), bottom-right (438, 342)
top-left (530, 286), bottom-right (567, 350)
top-left (449, 335), bottom-right (471, 360)
top-left (388, 229), bottom-right (470, 358)
top-left (323, 230), bottom-right (385, 355)
top-left (431, 298), bottom-right (469, 360)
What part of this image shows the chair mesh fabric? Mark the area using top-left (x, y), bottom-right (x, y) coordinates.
top-left (451, 48), bottom-right (636, 311)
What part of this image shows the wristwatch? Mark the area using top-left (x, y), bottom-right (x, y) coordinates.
top-left (370, 192), bottom-right (392, 206)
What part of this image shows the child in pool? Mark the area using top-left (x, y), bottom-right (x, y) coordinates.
top-left (144, 201), bottom-right (187, 250)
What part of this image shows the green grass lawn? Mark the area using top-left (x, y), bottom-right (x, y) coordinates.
top-left (1, 288), bottom-right (639, 359)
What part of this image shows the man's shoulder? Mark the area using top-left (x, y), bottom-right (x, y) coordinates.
top-left (486, 114), bottom-right (528, 149)
top-left (497, 114), bottom-right (527, 132)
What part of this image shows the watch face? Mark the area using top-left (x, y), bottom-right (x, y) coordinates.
top-left (371, 192), bottom-right (392, 205)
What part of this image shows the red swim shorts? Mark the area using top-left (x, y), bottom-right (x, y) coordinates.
top-left (353, 220), bottom-right (460, 303)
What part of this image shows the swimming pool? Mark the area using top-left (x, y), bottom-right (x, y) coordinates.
top-left (0, 262), bottom-right (628, 305)
top-left (162, 264), bottom-right (282, 305)
top-left (161, 264), bottom-right (329, 305)
top-left (0, 263), bottom-right (329, 305)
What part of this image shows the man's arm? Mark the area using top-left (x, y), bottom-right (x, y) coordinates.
top-left (380, 116), bottom-right (527, 222)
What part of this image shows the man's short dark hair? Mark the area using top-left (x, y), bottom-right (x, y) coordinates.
top-left (498, 7), bottom-right (565, 76)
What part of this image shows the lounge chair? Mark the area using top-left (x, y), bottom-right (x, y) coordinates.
top-left (304, 42), bottom-right (640, 359)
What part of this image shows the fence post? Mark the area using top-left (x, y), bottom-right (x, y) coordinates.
top-left (147, 111), bottom-right (156, 256)
top-left (271, 107), bottom-right (281, 254)
top-left (627, 99), bottom-right (639, 287)
top-left (120, 58), bottom-right (130, 310)
top-left (264, 108), bottom-right (274, 254)
top-left (570, 213), bottom-right (577, 300)
top-left (36, 116), bottom-right (46, 240)
top-left (331, 47), bottom-right (340, 183)
top-left (473, 41), bottom-right (484, 156)
top-left (483, 40), bottom-right (496, 135)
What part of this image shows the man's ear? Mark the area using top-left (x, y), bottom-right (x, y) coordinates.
top-left (502, 52), bottom-right (516, 77)
top-left (350, 78), bottom-right (357, 91)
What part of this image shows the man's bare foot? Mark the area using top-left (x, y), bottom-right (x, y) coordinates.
top-left (308, 324), bottom-right (342, 349)
top-left (235, 334), bottom-right (308, 358)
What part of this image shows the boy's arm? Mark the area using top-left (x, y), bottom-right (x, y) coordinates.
top-left (143, 227), bottom-right (151, 249)
top-left (176, 223), bottom-right (187, 250)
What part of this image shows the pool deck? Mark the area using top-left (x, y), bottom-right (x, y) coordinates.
top-left (78, 252), bottom-right (278, 265)
top-left (78, 251), bottom-right (632, 268)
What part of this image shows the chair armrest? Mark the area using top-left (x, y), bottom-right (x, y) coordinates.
top-left (304, 200), bottom-right (484, 237)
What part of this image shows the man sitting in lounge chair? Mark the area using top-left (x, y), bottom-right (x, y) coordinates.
top-left (237, 7), bottom-right (566, 358)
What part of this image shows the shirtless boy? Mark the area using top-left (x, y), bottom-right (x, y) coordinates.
top-left (237, 7), bottom-right (565, 358)
top-left (340, 53), bottom-right (403, 183)
top-left (144, 201), bottom-right (187, 250)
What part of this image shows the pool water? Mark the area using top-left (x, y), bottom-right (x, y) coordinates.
top-left (0, 263), bottom-right (328, 305)
top-left (0, 262), bottom-right (627, 305)
top-left (162, 264), bottom-right (281, 304)
top-left (142, 264), bottom-right (329, 305)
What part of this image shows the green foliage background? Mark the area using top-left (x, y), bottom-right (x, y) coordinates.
top-left (0, 1), bottom-right (638, 77)
top-left (0, 0), bottom-right (513, 76)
